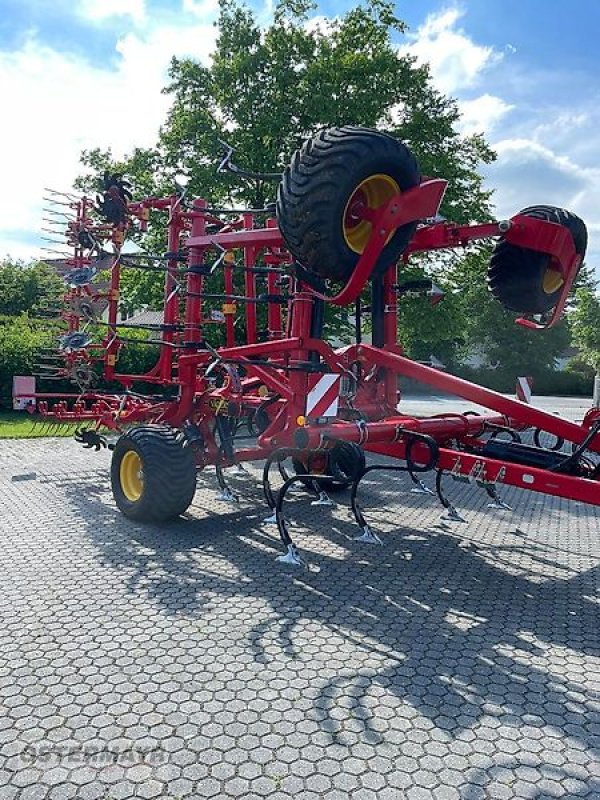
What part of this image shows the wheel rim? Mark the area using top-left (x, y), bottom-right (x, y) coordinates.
top-left (343, 174), bottom-right (401, 254)
top-left (120, 451), bottom-right (144, 502)
top-left (542, 266), bottom-right (564, 294)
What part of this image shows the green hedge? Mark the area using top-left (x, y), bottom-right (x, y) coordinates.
top-left (0, 315), bottom-right (163, 410)
top-left (0, 314), bottom-right (595, 410)
top-left (0, 315), bottom-right (54, 408)
top-left (455, 365), bottom-right (593, 397)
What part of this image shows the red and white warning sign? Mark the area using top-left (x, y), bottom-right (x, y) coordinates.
top-left (12, 376), bottom-right (36, 411)
top-left (305, 374), bottom-right (341, 418)
top-left (516, 376), bottom-right (533, 404)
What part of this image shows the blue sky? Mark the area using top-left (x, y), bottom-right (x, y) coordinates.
top-left (1, 0), bottom-right (600, 274)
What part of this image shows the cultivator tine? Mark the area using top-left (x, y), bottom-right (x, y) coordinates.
top-left (274, 459), bottom-right (300, 500)
top-left (485, 485), bottom-right (512, 511)
top-left (349, 465), bottom-right (386, 544)
top-left (43, 208), bottom-right (75, 220)
top-left (311, 490), bottom-right (334, 507)
top-left (435, 470), bottom-right (467, 523)
top-left (354, 527), bottom-right (383, 545)
top-left (215, 462), bottom-right (238, 502)
top-left (409, 468), bottom-right (435, 495)
top-left (277, 544), bottom-right (306, 567)
top-left (272, 474), bottom-right (314, 567)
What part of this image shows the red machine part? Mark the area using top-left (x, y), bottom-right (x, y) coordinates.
top-left (23, 147), bottom-right (600, 528)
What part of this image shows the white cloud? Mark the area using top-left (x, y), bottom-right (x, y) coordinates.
top-left (400, 8), bottom-right (502, 96)
top-left (183, 0), bottom-right (220, 19)
top-left (457, 93), bottom-right (514, 135)
top-left (0, 17), bottom-right (218, 262)
top-left (399, 9), bottom-right (600, 273)
top-left (0, 238), bottom-right (45, 263)
top-left (484, 137), bottom-right (600, 269)
top-left (79, 0), bottom-right (146, 24)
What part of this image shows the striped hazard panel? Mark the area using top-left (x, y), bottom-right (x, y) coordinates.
top-left (305, 374), bottom-right (341, 418)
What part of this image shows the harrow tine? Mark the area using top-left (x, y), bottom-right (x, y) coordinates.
top-left (43, 187), bottom-right (80, 201)
top-left (41, 237), bottom-right (69, 245)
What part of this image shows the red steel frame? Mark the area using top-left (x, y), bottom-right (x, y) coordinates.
top-left (26, 177), bottom-right (600, 510)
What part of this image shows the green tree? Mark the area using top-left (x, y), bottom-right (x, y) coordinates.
top-left (570, 287), bottom-right (600, 374)
top-left (0, 260), bottom-right (62, 316)
top-left (77, 0), bottom-right (496, 317)
top-left (446, 248), bottom-right (571, 378)
top-left (0, 315), bottom-right (54, 408)
top-left (161, 0), bottom-right (494, 213)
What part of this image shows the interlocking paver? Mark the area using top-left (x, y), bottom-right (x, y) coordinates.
top-left (1, 436), bottom-right (600, 799)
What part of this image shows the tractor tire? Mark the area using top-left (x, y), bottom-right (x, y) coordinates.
top-left (277, 126), bottom-right (421, 282)
top-left (292, 441), bottom-right (366, 493)
top-left (488, 205), bottom-right (587, 314)
top-left (111, 425), bottom-right (197, 522)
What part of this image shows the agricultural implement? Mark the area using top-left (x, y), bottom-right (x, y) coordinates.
top-left (26, 127), bottom-right (599, 565)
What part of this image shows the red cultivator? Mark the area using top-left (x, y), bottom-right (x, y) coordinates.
top-left (26, 127), bottom-right (599, 565)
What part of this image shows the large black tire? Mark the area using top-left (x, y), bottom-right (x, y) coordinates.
top-left (111, 425), bottom-right (197, 522)
top-left (488, 205), bottom-right (587, 314)
top-left (277, 127), bottom-right (421, 282)
top-left (292, 441), bottom-right (366, 493)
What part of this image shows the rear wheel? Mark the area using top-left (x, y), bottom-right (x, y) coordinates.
top-left (488, 205), bottom-right (587, 314)
top-left (111, 425), bottom-right (197, 521)
top-left (277, 126), bottom-right (420, 282)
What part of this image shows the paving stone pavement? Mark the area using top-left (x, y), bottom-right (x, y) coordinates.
top-left (0, 437), bottom-right (600, 799)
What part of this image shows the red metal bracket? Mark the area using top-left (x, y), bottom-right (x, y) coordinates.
top-left (503, 214), bottom-right (581, 330)
top-left (306, 178), bottom-right (448, 306)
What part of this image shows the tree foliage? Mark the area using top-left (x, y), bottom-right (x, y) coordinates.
top-left (71, 0), bottom-right (594, 391)
top-left (444, 248), bottom-right (571, 377)
top-left (0, 260), bottom-right (62, 316)
top-left (570, 286), bottom-right (600, 374)
top-left (0, 314), bottom-right (54, 408)
top-left (77, 0), bottom-right (496, 315)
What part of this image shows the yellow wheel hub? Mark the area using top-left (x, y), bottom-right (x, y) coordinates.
top-left (120, 450), bottom-right (144, 502)
top-left (542, 266), bottom-right (564, 294)
top-left (343, 174), bottom-right (401, 254)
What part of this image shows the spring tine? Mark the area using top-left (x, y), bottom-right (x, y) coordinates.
top-left (43, 207), bottom-right (74, 217)
top-left (41, 221), bottom-right (66, 230)
top-left (41, 236), bottom-right (68, 245)
top-left (42, 197), bottom-right (75, 207)
top-left (41, 247), bottom-right (72, 256)
top-left (43, 187), bottom-right (80, 200)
